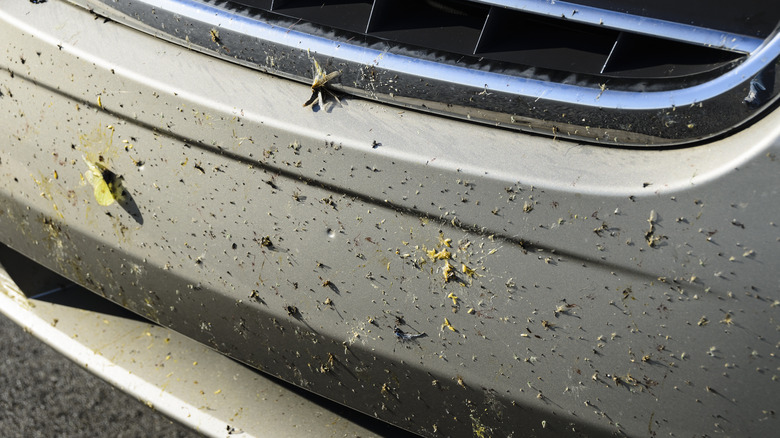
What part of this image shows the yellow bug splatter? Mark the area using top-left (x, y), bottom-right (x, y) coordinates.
top-left (447, 292), bottom-right (459, 306)
top-left (461, 263), bottom-right (477, 278)
top-left (442, 318), bottom-right (456, 332)
top-left (443, 262), bottom-right (455, 282)
top-left (83, 156), bottom-right (122, 206)
top-left (438, 233), bottom-right (452, 248)
top-left (427, 248), bottom-right (451, 261)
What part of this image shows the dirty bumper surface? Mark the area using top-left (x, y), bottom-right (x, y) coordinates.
top-left (1, 1), bottom-right (779, 437)
top-left (0, 246), bottom-right (397, 438)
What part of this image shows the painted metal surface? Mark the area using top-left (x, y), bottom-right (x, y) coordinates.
top-left (0, 251), bottom-right (392, 438)
top-left (1, 1), bottom-right (779, 436)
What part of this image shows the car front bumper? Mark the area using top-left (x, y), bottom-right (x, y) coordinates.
top-left (1, 1), bottom-right (779, 436)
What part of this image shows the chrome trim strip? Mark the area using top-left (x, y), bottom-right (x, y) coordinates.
top-left (65, 0), bottom-right (780, 145)
top-left (474, 0), bottom-right (763, 53)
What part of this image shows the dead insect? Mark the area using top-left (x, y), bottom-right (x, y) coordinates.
top-left (320, 196), bottom-right (337, 209)
top-left (210, 28), bottom-right (221, 44)
top-left (249, 290), bottom-right (264, 303)
top-left (394, 326), bottom-right (425, 341)
top-left (83, 157), bottom-right (123, 206)
top-left (303, 58), bottom-right (341, 110)
top-left (260, 236), bottom-right (273, 247)
top-left (554, 303), bottom-right (577, 317)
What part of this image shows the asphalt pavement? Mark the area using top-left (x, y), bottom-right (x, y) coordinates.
top-left (0, 312), bottom-right (202, 437)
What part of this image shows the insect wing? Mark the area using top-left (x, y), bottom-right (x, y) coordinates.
top-left (83, 158), bottom-right (117, 206)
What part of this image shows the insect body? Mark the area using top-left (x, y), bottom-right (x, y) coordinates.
top-left (303, 58), bottom-right (341, 110)
top-left (394, 326), bottom-right (425, 341)
top-left (83, 156), bottom-right (123, 206)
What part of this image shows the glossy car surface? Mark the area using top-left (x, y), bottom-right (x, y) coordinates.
top-left (1, 1), bottom-right (779, 437)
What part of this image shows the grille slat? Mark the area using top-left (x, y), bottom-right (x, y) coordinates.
top-left (470, 0), bottom-right (766, 53)
top-left (232, 0), bottom-right (272, 9)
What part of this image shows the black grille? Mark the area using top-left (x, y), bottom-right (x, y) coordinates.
top-left (231, 0), bottom-right (749, 79)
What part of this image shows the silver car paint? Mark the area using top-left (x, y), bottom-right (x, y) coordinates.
top-left (1, 1), bottom-right (778, 436)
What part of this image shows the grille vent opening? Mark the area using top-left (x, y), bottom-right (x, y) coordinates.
top-left (366, 0), bottom-right (490, 55)
top-left (602, 32), bottom-right (743, 78)
top-left (272, 0), bottom-right (373, 33)
top-left (230, 0), bottom-right (748, 80)
top-left (476, 10), bottom-right (619, 75)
